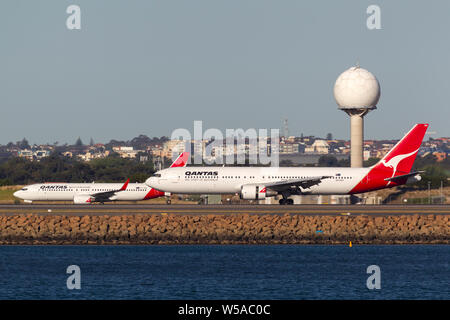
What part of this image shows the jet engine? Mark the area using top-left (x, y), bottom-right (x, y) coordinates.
top-left (73, 194), bottom-right (93, 204)
top-left (406, 174), bottom-right (422, 184)
top-left (240, 185), bottom-right (277, 200)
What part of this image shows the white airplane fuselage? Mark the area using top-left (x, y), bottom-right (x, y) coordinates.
top-left (14, 183), bottom-right (159, 203)
top-left (146, 166), bottom-right (370, 195)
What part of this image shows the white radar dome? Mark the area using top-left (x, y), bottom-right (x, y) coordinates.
top-left (333, 66), bottom-right (380, 109)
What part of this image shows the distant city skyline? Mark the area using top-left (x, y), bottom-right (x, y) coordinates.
top-left (5, 131), bottom-right (448, 148)
top-left (1, 0), bottom-right (449, 144)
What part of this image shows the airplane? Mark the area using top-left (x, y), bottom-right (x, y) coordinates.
top-left (13, 152), bottom-right (189, 204)
top-left (145, 124), bottom-right (428, 205)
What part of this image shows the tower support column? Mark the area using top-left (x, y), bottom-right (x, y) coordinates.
top-left (350, 114), bottom-right (364, 168)
top-left (344, 108), bottom-right (370, 168)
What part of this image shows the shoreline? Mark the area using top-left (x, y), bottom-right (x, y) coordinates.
top-left (0, 213), bottom-right (448, 245)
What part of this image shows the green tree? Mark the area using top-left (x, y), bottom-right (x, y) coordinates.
top-left (318, 155), bottom-right (338, 167)
top-left (415, 165), bottom-right (449, 189)
top-left (0, 153), bottom-right (155, 184)
top-left (17, 138), bottom-right (30, 149)
top-left (337, 158), bottom-right (350, 167)
top-left (364, 157), bottom-right (380, 167)
top-left (75, 137), bottom-right (83, 146)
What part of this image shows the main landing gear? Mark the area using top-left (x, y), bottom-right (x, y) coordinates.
top-left (279, 198), bottom-right (294, 205)
top-left (278, 191), bottom-right (294, 205)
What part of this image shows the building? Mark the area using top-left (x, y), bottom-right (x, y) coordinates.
top-left (162, 140), bottom-right (187, 159)
top-left (304, 140), bottom-right (329, 154)
top-left (77, 150), bottom-right (110, 162)
top-left (112, 146), bottom-right (144, 159)
top-left (433, 152), bottom-right (447, 162)
top-left (279, 142), bottom-right (300, 154)
top-left (18, 149), bottom-right (51, 161)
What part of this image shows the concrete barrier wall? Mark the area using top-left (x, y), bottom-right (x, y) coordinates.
top-left (0, 214), bottom-right (448, 245)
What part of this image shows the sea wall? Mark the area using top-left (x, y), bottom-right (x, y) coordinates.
top-left (0, 214), bottom-right (448, 245)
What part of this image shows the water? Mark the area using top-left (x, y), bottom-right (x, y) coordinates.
top-left (0, 245), bottom-right (448, 299)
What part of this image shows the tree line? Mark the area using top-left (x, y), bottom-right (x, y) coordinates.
top-left (0, 153), bottom-right (155, 186)
top-left (0, 152), bottom-right (447, 189)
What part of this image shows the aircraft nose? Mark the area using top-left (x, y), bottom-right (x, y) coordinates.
top-left (145, 177), bottom-right (154, 187)
top-left (145, 177), bottom-right (160, 188)
top-left (13, 191), bottom-right (22, 199)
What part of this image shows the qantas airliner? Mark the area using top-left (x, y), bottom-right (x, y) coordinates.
top-left (146, 124), bottom-right (428, 205)
top-left (13, 152), bottom-right (189, 204)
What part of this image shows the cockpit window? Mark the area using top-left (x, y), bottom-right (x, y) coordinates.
top-left (152, 174), bottom-right (161, 178)
top-left (21, 188), bottom-right (28, 191)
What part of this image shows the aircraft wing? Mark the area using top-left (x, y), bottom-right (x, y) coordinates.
top-left (261, 176), bottom-right (332, 192)
top-left (89, 178), bottom-right (130, 201)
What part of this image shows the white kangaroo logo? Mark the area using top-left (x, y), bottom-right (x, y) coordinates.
top-left (379, 148), bottom-right (419, 185)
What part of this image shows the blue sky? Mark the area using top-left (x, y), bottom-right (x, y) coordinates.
top-left (0, 0), bottom-right (449, 144)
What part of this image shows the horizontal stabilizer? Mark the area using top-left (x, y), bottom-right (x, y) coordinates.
top-left (384, 171), bottom-right (424, 182)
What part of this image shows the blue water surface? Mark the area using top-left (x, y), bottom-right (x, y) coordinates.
top-left (0, 245), bottom-right (448, 299)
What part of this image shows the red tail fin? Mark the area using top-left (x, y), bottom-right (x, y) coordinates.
top-left (374, 123), bottom-right (428, 175)
top-left (120, 178), bottom-right (130, 191)
top-left (170, 152), bottom-right (190, 168)
top-left (350, 124), bottom-right (428, 193)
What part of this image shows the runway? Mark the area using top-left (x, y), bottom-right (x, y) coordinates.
top-left (0, 204), bottom-right (448, 216)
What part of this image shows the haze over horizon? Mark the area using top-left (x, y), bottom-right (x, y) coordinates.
top-left (1, 0), bottom-right (449, 145)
